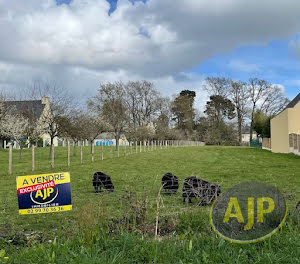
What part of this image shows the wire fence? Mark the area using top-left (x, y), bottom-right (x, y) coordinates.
top-left (5, 140), bottom-right (205, 175)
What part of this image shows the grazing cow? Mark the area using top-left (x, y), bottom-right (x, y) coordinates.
top-left (182, 176), bottom-right (221, 205)
top-left (161, 173), bottom-right (179, 194)
top-left (92, 172), bottom-right (114, 193)
top-left (296, 201), bottom-right (300, 211)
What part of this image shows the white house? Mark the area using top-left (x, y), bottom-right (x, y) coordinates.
top-left (1, 96), bottom-right (59, 148)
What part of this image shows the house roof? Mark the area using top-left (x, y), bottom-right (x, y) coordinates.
top-left (4, 100), bottom-right (45, 119)
top-left (285, 93), bottom-right (300, 109)
top-left (272, 93), bottom-right (300, 119)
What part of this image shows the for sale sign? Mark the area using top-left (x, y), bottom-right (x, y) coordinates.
top-left (16, 172), bottom-right (72, 215)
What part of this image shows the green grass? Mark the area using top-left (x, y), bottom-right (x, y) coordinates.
top-left (1, 145), bottom-right (300, 263)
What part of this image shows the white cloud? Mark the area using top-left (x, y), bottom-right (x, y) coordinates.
top-left (1, 0), bottom-right (300, 107)
top-left (1, 0), bottom-right (300, 75)
top-left (228, 60), bottom-right (260, 74)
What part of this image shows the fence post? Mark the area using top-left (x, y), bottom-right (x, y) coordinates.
top-left (117, 143), bottom-right (120, 158)
top-left (80, 141), bottom-right (83, 164)
top-left (130, 141), bottom-right (133, 154)
top-left (91, 140), bottom-right (95, 162)
top-left (101, 141), bottom-right (104, 160)
top-left (135, 141), bottom-right (138, 154)
top-left (124, 142), bottom-right (127, 156)
top-left (51, 144), bottom-right (55, 169)
top-left (67, 141), bottom-right (70, 167)
top-left (32, 145), bottom-right (35, 171)
top-left (110, 140), bottom-right (113, 158)
top-left (8, 145), bottom-right (12, 175)
top-left (140, 141), bottom-right (142, 153)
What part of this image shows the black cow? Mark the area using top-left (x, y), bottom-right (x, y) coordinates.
top-left (92, 172), bottom-right (114, 193)
top-left (182, 176), bottom-right (221, 205)
top-left (161, 173), bottom-right (179, 194)
top-left (296, 201), bottom-right (300, 211)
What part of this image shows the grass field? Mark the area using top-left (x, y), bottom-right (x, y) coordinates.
top-left (1, 145), bottom-right (300, 263)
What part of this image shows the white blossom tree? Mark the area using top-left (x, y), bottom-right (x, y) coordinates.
top-left (1, 113), bottom-right (30, 161)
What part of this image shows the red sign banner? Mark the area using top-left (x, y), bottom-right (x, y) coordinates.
top-left (18, 180), bottom-right (55, 195)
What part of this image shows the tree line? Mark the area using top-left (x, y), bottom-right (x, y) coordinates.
top-left (199, 77), bottom-right (289, 145)
top-left (0, 77), bottom-right (289, 159)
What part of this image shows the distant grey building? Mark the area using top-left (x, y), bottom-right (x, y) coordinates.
top-left (0, 97), bottom-right (56, 148)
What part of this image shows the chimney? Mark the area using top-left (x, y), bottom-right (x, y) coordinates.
top-left (41, 96), bottom-right (50, 105)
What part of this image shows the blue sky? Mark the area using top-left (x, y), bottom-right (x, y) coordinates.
top-left (193, 39), bottom-right (300, 98)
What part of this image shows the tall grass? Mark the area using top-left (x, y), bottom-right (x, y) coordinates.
top-left (1, 146), bottom-right (300, 263)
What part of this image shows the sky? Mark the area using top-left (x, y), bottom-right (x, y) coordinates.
top-left (1, 0), bottom-right (300, 110)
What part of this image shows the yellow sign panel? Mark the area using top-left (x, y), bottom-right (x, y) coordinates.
top-left (17, 172), bottom-right (70, 189)
top-left (19, 205), bottom-right (72, 215)
top-left (16, 172), bottom-right (72, 215)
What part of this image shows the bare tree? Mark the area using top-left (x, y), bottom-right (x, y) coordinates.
top-left (248, 78), bottom-right (290, 140)
top-left (248, 78), bottom-right (272, 140)
top-left (229, 80), bottom-right (250, 144)
top-left (63, 113), bottom-right (107, 154)
top-left (124, 81), bottom-right (163, 132)
top-left (204, 77), bottom-right (231, 97)
top-left (24, 80), bottom-right (74, 158)
top-left (258, 85), bottom-right (290, 116)
top-left (83, 115), bottom-right (108, 153)
top-left (89, 82), bottom-right (128, 151)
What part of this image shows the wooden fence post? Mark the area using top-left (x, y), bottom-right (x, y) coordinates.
top-left (110, 140), bottom-right (113, 158)
top-left (51, 144), bottom-right (55, 169)
top-left (135, 141), bottom-right (138, 154)
top-left (67, 141), bottom-right (70, 167)
top-left (101, 141), bottom-right (104, 160)
top-left (8, 145), bottom-right (12, 175)
top-left (117, 143), bottom-right (120, 158)
top-left (125, 142), bottom-right (127, 156)
top-left (32, 145), bottom-right (35, 171)
top-left (130, 141), bottom-right (133, 154)
top-left (80, 141), bottom-right (83, 164)
top-left (140, 141), bottom-right (142, 153)
top-left (91, 140), bottom-right (95, 162)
